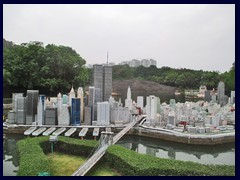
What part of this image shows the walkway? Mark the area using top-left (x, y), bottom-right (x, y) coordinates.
top-left (72, 115), bottom-right (143, 176)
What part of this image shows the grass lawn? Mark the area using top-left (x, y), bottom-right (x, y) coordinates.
top-left (46, 152), bottom-right (121, 176)
top-left (86, 159), bottom-right (121, 176)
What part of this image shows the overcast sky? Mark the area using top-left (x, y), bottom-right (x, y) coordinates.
top-left (3, 4), bottom-right (235, 72)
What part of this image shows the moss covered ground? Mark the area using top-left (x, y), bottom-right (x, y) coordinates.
top-left (46, 152), bottom-right (120, 176)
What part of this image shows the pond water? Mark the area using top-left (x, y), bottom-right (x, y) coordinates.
top-left (117, 135), bottom-right (235, 165)
top-left (3, 134), bottom-right (24, 176)
top-left (3, 133), bottom-right (235, 176)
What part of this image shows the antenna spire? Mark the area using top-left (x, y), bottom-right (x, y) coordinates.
top-left (107, 51), bottom-right (109, 65)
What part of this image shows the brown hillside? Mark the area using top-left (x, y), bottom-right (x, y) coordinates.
top-left (112, 79), bottom-right (176, 103)
top-left (113, 79), bottom-right (176, 93)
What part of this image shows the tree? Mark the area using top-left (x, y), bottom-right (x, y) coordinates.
top-left (113, 65), bottom-right (134, 80)
top-left (200, 71), bottom-right (220, 89)
top-left (221, 62), bottom-right (235, 95)
top-left (175, 74), bottom-right (187, 87)
top-left (3, 42), bottom-right (88, 94)
top-left (3, 69), bottom-right (12, 86)
top-left (164, 71), bottom-right (178, 86)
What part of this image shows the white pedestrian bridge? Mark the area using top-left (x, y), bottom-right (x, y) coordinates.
top-left (72, 115), bottom-right (144, 176)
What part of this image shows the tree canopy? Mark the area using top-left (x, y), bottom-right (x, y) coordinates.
top-left (3, 41), bottom-right (89, 95)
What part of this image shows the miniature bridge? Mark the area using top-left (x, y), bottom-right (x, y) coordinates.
top-left (72, 115), bottom-right (144, 176)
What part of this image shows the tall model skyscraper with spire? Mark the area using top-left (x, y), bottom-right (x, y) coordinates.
top-left (107, 51), bottom-right (109, 65)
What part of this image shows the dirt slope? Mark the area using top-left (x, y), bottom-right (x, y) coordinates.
top-left (113, 79), bottom-right (176, 94)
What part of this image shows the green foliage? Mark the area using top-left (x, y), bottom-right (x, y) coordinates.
top-left (17, 136), bottom-right (51, 176)
top-left (113, 65), bottom-right (135, 80)
top-left (112, 64), bottom-right (234, 91)
top-left (200, 71), bottom-right (220, 89)
top-left (221, 62), bottom-right (235, 95)
top-left (3, 69), bottom-right (12, 86)
top-left (106, 145), bottom-right (235, 176)
top-left (55, 137), bottom-right (97, 156)
top-left (3, 42), bottom-right (89, 94)
top-left (46, 152), bottom-right (86, 176)
top-left (86, 158), bottom-right (121, 176)
top-left (17, 136), bottom-right (234, 176)
top-left (16, 136), bottom-right (96, 176)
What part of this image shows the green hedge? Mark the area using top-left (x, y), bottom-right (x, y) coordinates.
top-left (55, 137), bottom-right (97, 156)
top-left (105, 145), bottom-right (235, 176)
top-left (16, 136), bottom-right (97, 176)
top-left (17, 136), bottom-right (235, 176)
top-left (17, 136), bottom-right (51, 176)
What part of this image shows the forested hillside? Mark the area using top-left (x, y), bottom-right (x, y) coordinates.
top-left (111, 63), bottom-right (235, 95)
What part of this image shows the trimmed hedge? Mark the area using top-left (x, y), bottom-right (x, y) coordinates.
top-left (17, 136), bottom-right (235, 176)
top-left (105, 145), bottom-right (235, 176)
top-left (17, 136), bottom-right (51, 176)
top-left (17, 136), bottom-right (97, 176)
top-left (54, 137), bottom-right (97, 156)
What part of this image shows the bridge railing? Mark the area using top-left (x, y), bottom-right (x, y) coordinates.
top-left (72, 115), bottom-right (143, 176)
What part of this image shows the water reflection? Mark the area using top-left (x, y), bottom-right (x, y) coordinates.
top-left (117, 135), bottom-right (235, 165)
top-left (3, 134), bottom-right (24, 176)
